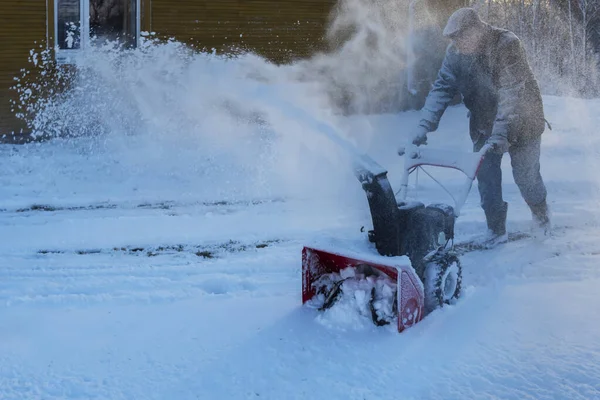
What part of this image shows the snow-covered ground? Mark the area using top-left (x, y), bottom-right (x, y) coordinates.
top-left (2, 62), bottom-right (600, 400)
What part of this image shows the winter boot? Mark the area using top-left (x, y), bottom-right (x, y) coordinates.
top-left (530, 200), bottom-right (551, 236)
top-left (475, 202), bottom-right (509, 248)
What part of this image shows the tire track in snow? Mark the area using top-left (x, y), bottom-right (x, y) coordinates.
top-left (461, 224), bottom-right (600, 288)
top-left (0, 241), bottom-right (302, 307)
top-left (2, 197), bottom-right (285, 214)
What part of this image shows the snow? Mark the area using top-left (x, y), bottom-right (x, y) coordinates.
top-left (308, 265), bottom-right (399, 331)
top-left (3, 40), bottom-right (600, 399)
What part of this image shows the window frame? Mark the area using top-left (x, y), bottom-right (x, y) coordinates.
top-left (54, 0), bottom-right (141, 64)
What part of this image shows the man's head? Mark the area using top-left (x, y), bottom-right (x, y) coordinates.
top-left (443, 8), bottom-right (488, 54)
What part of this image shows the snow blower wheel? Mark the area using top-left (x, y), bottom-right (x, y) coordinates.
top-left (423, 252), bottom-right (462, 314)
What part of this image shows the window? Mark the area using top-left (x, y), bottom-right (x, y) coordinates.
top-left (55, 0), bottom-right (140, 62)
top-left (90, 0), bottom-right (138, 47)
top-left (56, 0), bottom-right (82, 50)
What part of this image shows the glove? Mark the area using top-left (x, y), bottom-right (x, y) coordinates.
top-left (486, 134), bottom-right (509, 154)
top-left (411, 127), bottom-right (429, 147)
top-left (399, 128), bottom-right (427, 155)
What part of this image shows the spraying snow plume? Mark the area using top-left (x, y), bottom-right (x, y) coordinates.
top-left (13, 0), bottom-right (423, 137)
top-left (9, 1), bottom-right (424, 205)
top-left (288, 0), bottom-right (413, 115)
top-left (11, 0), bottom-right (600, 207)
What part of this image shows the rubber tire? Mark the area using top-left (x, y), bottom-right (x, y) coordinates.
top-left (423, 252), bottom-right (462, 315)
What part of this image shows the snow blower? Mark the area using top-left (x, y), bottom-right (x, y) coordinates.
top-left (302, 139), bottom-right (492, 332)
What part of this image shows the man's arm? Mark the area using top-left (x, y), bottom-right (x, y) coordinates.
top-left (418, 46), bottom-right (459, 132)
top-left (490, 33), bottom-right (529, 144)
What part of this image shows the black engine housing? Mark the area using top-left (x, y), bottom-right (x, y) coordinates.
top-left (359, 170), bottom-right (455, 278)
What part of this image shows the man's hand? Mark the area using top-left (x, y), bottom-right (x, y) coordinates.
top-left (399, 127), bottom-right (429, 155)
top-left (412, 128), bottom-right (429, 147)
top-left (486, 134), bottom-right (509, 154)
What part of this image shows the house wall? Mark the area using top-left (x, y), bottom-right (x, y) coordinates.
top-left (149, 0), bottom-right (337, 64)
top-left (0, 0), bottom-right (337, 141)
top-left (0, 0), bottom-right (48, 140)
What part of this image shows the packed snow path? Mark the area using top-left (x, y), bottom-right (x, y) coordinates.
top-left (1, 97), bottom-right (600, 399)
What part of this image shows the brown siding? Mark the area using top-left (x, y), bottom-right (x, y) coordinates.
top-left (0, 0), bottom-right (48, 139)
top-left (0, 0), bottom-right (332, 140)
top-left (150, 0), bottom-right (337, 64)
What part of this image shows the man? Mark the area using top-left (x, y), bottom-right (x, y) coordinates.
top-left (409, 7), bottom-right (550, 244)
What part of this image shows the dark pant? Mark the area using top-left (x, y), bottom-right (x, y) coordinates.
top-left (474, 135), bottom-right (547, 233)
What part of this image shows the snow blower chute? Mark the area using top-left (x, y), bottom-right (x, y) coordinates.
top-left (301, 128), bottom-right (492, 332)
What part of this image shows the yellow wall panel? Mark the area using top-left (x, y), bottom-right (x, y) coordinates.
top-left (150, 0), bottom-right (337, 63)
top-left (0, 0), bottom-right (47, 138)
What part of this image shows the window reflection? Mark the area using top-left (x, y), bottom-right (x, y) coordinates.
top-left (90, 0), bottom-right (137, 48)
top-left (57, 0), bottom-right (81, 50)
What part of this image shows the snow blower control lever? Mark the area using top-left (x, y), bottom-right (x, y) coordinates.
top-left (354, 144), bottom-right (491, 274)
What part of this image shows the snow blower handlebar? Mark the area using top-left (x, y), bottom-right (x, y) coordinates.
top-left (396, 144), bottom-right (492, 216)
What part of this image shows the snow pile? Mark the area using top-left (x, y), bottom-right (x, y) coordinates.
top-left (308, 266), bottom-right (398, 331)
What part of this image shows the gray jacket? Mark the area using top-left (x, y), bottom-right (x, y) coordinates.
top-left (418, 26), bottom-right (546, 146)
